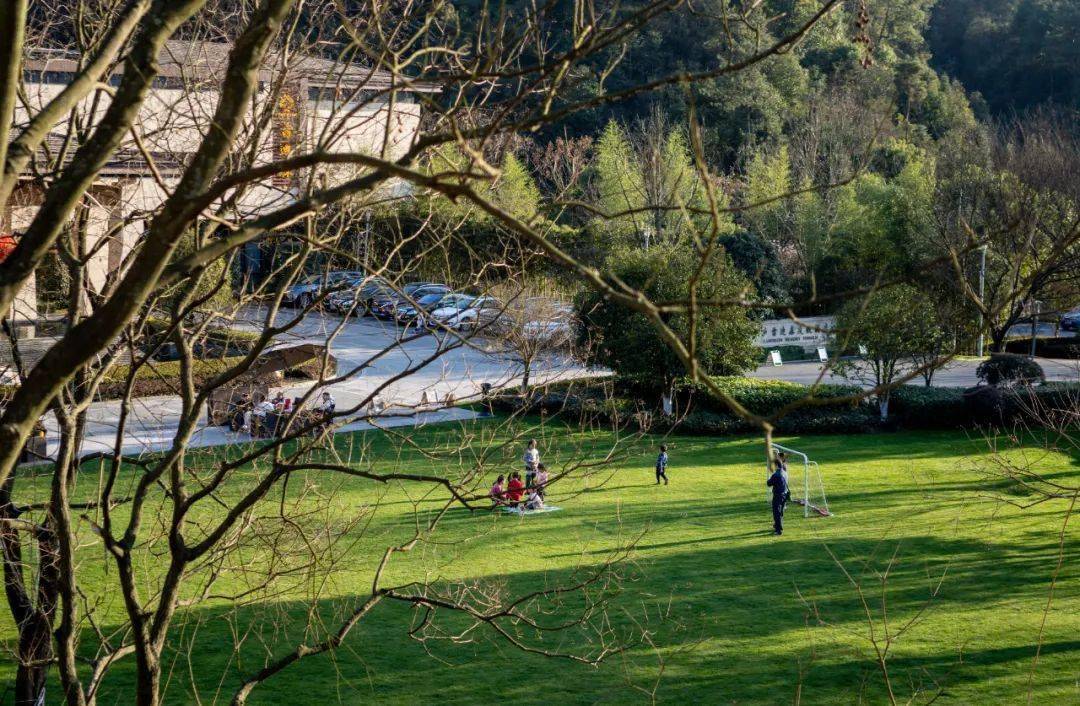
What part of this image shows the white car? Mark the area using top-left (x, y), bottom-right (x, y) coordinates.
top-left (422, 294), bottom-right (476, 329)
top-left (521, 301), bottom-right (575, 344)
top-left (445, 296), bottom-right (504, 331)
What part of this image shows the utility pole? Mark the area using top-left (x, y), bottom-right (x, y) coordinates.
top-left (1030, 300), bottom-right (1041, 357)
top-left (976, 244), bottom-right (987, 357)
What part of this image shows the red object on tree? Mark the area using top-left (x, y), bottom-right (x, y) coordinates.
top-left (0, 234), bottom-right (16, 263)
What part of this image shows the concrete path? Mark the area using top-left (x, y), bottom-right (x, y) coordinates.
top-left (43, 397), bottom-right (481, 460)
top-left (33, 308), bottom-right (598, 461)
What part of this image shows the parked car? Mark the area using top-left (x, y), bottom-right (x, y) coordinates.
top-left (521, 300), bottom-right (576, 344)
top-left (443, 296), bottom-right (504, 331)
top-left (372, 283), bottom-right (450, 319)
top-left (395, 291), bottom-right (453, 327)
top-left (1061, 306), bottom-right (1080, 332)
top-left (283, 271), bottom-right (363, 308)
top-left (423, 293), bottom-right (477, 328)
top-left (326, 277), bottom-right (391, 315)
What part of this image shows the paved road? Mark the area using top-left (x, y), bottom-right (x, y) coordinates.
top-left (37, 309), bottom-right (597, 460)
top-left (751, 356), bottom-right (1080, 388)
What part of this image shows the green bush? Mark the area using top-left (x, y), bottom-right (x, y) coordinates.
top-left (97, 356), bottom-right (248, 399)
top-left (976, 354), bottom-right (1045, 387)
top-left (890, 386), bottom-right (967, 428)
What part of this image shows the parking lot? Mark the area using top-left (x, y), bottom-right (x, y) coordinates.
top-left (259, 307), bottom-right (591, 411)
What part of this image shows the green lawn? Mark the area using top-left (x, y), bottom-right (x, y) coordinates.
top-left (3, 424), bottom-right (1078, 704)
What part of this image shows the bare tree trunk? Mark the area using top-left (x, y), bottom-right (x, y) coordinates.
top-left (1, 474), bottom-right (61, 706)
top-left (521, 358), bottom-right (531, 392)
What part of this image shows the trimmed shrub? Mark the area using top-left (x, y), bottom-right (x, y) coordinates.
top-left (680, 376), bottom-right (862, 416)
top-left (96, 357), bottom-right (248, 400)
top-left (890, 386), bottom-right (967, 428)
top-left (674, 406), bottom-right (878, 436)
top-left (976, 354), bottom-right (1045, 387)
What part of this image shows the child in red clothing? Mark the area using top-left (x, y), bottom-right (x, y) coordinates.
top-left (505, 472), bottom-right (525, 506)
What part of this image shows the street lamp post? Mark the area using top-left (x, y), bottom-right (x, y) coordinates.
top-left (976, 244), bottom-right (987, 357)
top-left (1030, 299), bottom-right (1042, 357)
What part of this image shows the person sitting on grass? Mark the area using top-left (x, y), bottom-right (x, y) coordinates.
top-left (505, 471), bottom-right (525, 507)
top-left (489, 475), bottom-right (506, 506)
top-left (524, 486), bottom-right (545, 511)
top-left (534, 463), bottom-right (550, 499)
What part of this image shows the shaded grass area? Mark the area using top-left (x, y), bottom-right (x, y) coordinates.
top-left (1, 426), bottom-right (1078, 704)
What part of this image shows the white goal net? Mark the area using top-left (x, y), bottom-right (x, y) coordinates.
top-left (766, 443), bottom-right (831, 517)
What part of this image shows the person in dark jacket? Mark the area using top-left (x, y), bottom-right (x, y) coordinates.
top-left (766, 462), bottom-right (788, 535)
top-left (655, 445), bottom-right (669, 485)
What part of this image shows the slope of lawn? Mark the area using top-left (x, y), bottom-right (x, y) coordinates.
top-left (2, 424), bottom-right (1078, 704)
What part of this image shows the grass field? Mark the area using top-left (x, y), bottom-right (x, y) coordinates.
top-left (3, 423), bottom-right (1078, 704)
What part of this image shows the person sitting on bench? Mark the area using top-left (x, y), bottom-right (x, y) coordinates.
top-left (230, 394), bottom-right (251, 432)
top-left (317, 391), bottom-right (336, 418)
top-left (243, 394), bottom-right (275, 436)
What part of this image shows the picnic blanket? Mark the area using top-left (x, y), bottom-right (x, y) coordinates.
top-left (502, 505), bottom-right (562, 515)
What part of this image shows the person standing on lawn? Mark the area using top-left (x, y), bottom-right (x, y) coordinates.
top-left (655, 444), bottom-right (669, 485)
top-left (523, 439), bottom-right (540, 488)
top-left (766, 459), bottom-right (788, 535)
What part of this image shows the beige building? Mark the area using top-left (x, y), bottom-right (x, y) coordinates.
top-left (3, 40), bottom-right (435, 333)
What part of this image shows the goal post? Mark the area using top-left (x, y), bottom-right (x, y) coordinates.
top-left (766, 443), bottom-right (831, 517)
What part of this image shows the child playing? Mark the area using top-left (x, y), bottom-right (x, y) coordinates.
top-left (524, 487), bottom-right (545, 511)
top-left (523, 439), bottom-right (540, 488)
top-left (655, 444), bottom-right (669, 485)
top-left (534, 463), bottom-right (550, 499)
top-left (489, 475), bottom-right (506, 506)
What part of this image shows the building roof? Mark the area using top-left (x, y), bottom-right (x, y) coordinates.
top-left (24, 39), bottom-right (440, 93)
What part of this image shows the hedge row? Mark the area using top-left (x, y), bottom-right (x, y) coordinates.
top-left (499, 376), bottom-right (1080, 436)
top-left (1, 357), bottom-right (250, 402)
top-left (95, 356), bottom-right (249, 399)
top-left (677, 377), bottom-right (862, 416)
top-left (1002, 337), bottom-right (1080, 359)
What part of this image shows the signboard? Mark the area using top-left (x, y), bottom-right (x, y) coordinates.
top-left (817, 347), bottom-right (828, 362)
top-left (754, 316), bottom-right (835, 351)
top-left (769, 350), bottom-right (783, 366)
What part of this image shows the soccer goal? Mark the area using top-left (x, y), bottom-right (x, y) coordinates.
top-left (767, 444), bottom-right (831, 517)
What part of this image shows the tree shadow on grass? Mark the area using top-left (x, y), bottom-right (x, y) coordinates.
top-left (74, 519), bottom-right (1079, 705)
